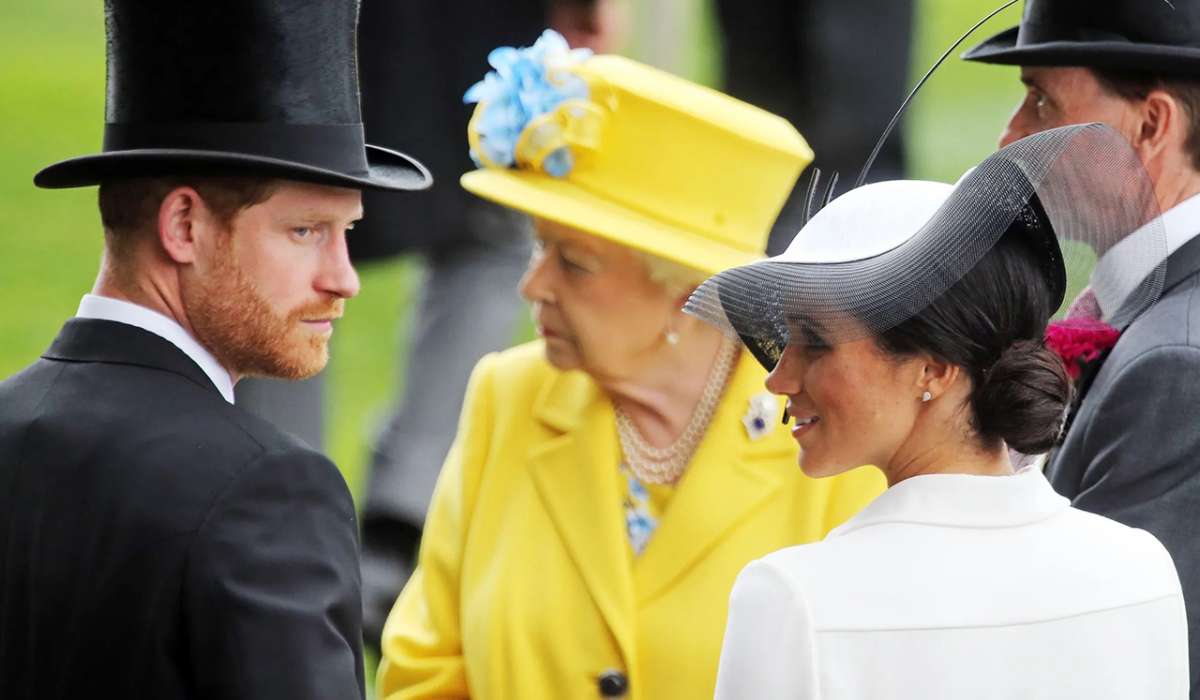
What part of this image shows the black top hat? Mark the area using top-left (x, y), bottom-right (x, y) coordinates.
top-left (34, 0), bottom-right (431, 191)
top-left (963, 0), bottom-right (1200, 74)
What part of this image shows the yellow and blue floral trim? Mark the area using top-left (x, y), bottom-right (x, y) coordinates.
top-left (464, 29), bottom-right (607, 178)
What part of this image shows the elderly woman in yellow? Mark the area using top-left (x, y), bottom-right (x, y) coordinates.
top-left (376, 31), bottom-right (885, 700)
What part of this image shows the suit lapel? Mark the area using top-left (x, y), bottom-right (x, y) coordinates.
top-left (1051, 232), bottom-right (1200, 476)
top-left (1162, 232), bottom-right (1200, 294)
top-left (1058, 346), bottom-right (1112, 441)
top-left (527, 369), bottom-right (638, 666)
top-left (42, 318), bottom-right (220, 396)
top-left (633, 353), bottom-right (790, 604)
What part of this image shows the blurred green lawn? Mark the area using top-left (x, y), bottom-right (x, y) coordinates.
top-left (0, 0), bottom-right (1024, 500)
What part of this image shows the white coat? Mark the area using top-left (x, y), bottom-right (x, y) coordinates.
top-left (714, 467), bottom-right (1189, 699)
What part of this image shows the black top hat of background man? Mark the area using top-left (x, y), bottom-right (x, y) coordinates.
top-left (963, 0), bottom-right (1200, 75)
top-left (35, 0), bottom-right (431, 192)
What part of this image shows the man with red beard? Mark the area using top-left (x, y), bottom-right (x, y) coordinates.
top-left (0, 2), bottom-right (429, 699)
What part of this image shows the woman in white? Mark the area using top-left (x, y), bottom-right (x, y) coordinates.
top-left (687, 124), bottom-right (1189, 699)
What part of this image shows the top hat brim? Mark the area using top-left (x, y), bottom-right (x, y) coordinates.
top-left (33, 143), bottom-right (432, 192)
top-left (963, 27), bottom-right (1200, 74)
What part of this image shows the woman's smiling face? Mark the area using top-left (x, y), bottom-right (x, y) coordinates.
top-left (765, 337), bottom-right (927, 478)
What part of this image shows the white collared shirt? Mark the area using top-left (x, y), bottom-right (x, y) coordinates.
top-left (76, 294), bottom-right (236, 403)
top-left (1093, 192), bottom-right (1200, 318)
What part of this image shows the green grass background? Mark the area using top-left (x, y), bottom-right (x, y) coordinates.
top-left (0, 0), bottom-right (1026, 691)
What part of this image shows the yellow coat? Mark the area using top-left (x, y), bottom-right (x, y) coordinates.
top-left (378, 341), bottom-right (885, 699)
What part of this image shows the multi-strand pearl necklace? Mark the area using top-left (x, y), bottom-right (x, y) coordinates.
top-left (614, 336), bottom-right (739, 484)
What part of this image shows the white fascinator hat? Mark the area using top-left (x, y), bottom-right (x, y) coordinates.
top-left (685, 123), bottom-right (1167, 370)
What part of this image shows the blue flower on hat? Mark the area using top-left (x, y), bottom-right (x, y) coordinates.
top-left (464, 29), bottom-right (593, 177)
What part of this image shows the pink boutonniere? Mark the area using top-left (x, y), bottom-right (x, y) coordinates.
top-left (1044, 318), bottom-right (1121, 380)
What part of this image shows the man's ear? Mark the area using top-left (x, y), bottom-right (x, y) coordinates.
top-left (1133, 89), bottom-right (1184, 166)
top-left (157, 187), bottom-right (205, 265)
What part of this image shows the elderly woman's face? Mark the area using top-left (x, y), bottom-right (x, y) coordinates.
top-left (765, 338), bottom-right (925, 478)
top-left (519, 219), bottom-right (679, 377)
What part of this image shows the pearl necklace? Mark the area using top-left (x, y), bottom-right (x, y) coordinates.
top-left (614, 336), bottom-right (739, 484)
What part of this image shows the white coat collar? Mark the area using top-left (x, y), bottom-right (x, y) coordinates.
top-left (828, 466), bottom-right (1069, 537)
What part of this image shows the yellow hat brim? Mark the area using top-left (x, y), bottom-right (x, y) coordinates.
top-left (461, 168), bottom-right (764, 276)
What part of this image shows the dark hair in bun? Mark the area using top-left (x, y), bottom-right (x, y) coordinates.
top-left (875, 230), bottom-right (1072, 454)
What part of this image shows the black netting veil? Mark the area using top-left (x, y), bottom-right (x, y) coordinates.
top-left (685, 124), bottom-right (1166, 369)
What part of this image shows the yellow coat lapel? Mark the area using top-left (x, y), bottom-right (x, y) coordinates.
top-left (524, 353), bottom-right (795, 668)
top-left (527, 369), bottom-right (638, 671)
top-left (634, 353), bottom-right (794, 604)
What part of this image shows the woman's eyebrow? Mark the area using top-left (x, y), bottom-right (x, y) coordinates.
top-left (789, 316), bottom-right (830, 346)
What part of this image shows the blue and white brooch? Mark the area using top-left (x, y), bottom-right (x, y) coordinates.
top-left (742, 392), bottom-right (777, 441)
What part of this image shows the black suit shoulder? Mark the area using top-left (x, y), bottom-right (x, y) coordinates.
top-left (2, 353), bottom-right (349, 530)
top-left (0, 328), bottom-right (362, 700)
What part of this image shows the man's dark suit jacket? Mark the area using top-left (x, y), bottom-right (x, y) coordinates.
top-left (1048, 232), bottom-right (1200, 698)
top-left (0, 319), bottom-right (364, 699)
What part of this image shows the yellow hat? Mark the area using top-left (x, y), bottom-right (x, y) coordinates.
top-left (461, 53), bottom-right (813, 275)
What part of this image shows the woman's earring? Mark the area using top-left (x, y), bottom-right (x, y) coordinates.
top-left (665, 320), bottom-right (680, 346)
top-left (921, 391), bottom-right (933, 403)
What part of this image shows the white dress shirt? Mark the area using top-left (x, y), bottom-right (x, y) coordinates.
top-left (714, 467), bottom-right (1188, 699)
top-left (76, 294), bottom-right (236, 403)
top-left (1093, 191), bottom-right (1200, 318)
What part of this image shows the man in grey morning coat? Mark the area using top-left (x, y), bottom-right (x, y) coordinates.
top-left (965, 0), bottom-right (1200, 695)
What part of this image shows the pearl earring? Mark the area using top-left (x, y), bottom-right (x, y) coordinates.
top-left (665, 317), bottom-right (680, 346)
top-left (921, 391), bottom-right (932, 402)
